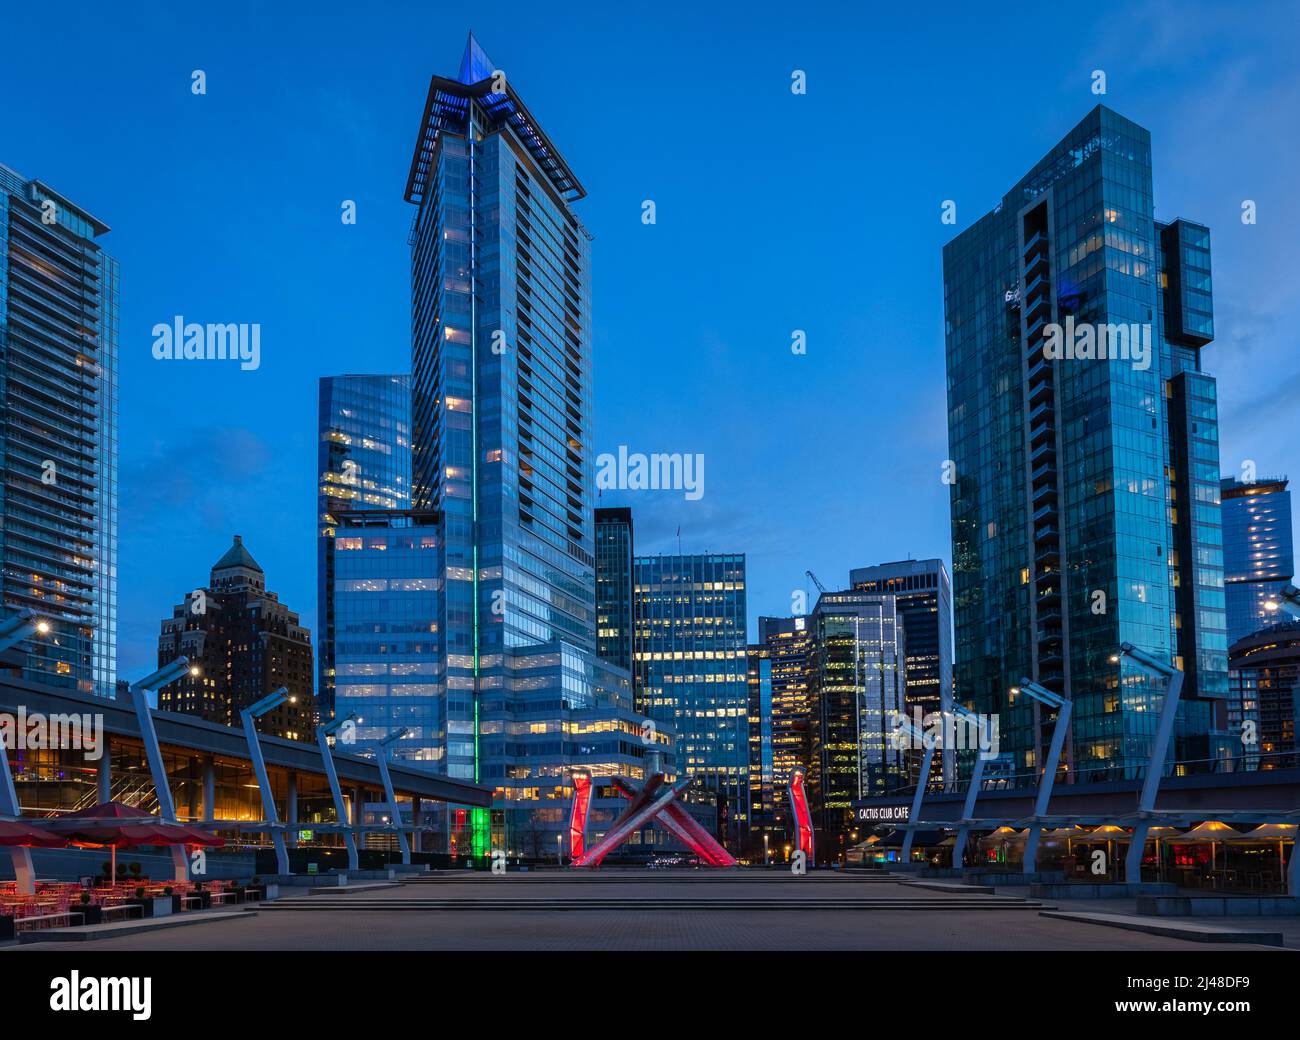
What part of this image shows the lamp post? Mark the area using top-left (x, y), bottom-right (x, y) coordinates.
top-left (128, 657), bottom-right (202, 883)
top-left (0, 611), bottom-right (51, 894)
top-left (1013, 679), bottom-right (1071, 876)
top-left (318, 714), bottom-right (360, 871)
top-left (557, 832), bottom-right (563, 866)
top-left (0, 608), bottom-right (51, 653)
top-left (1110, 643), bottom-right (1184, 884)
top-left (763, 832), bottom-right (770, 866)
top-left (371, 728), bottom-right (411, 865)
top-left (896, 714), bottom-right (935, 866)
top-left (240, 686), bottom-right (293, 876)
top-left (1264, 584), bottom-right (1300, 620)
top-left (950, 704), bottom-right (994, 872)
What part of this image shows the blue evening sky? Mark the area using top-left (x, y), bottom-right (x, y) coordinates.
top-left (2, 0), bottom-right (1296, 680)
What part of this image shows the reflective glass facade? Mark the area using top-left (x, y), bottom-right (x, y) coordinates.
top-left (317, 374), bottom-right (412, 717)
top-left (805, 592), bottom-right (906, 846)
top-left (943, 107), bottom-right (1228, 783)
top-left (1221, 476), bottom-right (1294, 645)
top-left (634, 553), bottom-right (749, 847)
top-left (595, 507), bottom-right (636, 672)
top-left (405, 37), bottom-right (635, 856)
top-left (747, 615), bottom-right (812, 845)
top-left (0, 164), bottom-right (117, 696)
top-left (324, 511), bottom-right (442, 761)
top-left (849, 559), bottom-right (953, 781)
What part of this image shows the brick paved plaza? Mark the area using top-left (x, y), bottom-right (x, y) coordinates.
top-left (12, 871), bottom-right (1288, 951)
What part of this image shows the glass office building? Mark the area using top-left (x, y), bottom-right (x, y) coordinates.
top-left (323, 510), bottom-right (442, 760)
top-left (634, 553), bottom-right (749, 848)
top-left (595, 507), bottom-right (636, 673)
top-left (747, 615), bottom-right (812, 847)
top-left (1221, 476), bottom-right (1294, 646)
top-left (943, 106), bottom-right (1229, 784)
top-left (405, 35), bottom-right (620, 855)
top-left (317, 374), bottom-right (412, 717)
top-left (805, 591), bottom-right (906, 848)
top-left (0, 164), bottom-right (117, 696)
top-left (849, 559), bottom-right (953, 781)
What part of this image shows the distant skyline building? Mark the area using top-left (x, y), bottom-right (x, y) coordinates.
top-left (943, 106), bottom-right (1230, 781)
top-left (1228, 623), bottom-right (1300, 769)
top-left (635, 552), bottom-right (749, 848)
top-left (157, 536), bottom-right (315, 741)
top-left (322, 509), bottom-right (442, 762)
top-left (805, 591), bottom-right (906, 852)
top-left (595, 507), bottom-right (636, 673)
top-left (747, 615), bottom-right (812, 848)
top-left (317, 374), bottom-right (412, 719)
top-left (849, 559), bottom-right (953, 780)
top-left (1221, 476), bottom-right (1294, 646)
top-left (0, 164), bottom-right (118, 696)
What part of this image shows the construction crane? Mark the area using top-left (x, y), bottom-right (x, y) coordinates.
top-left (805, 570), bottom-right (827, 595)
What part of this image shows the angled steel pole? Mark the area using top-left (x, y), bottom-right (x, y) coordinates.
top-left (130, 657), bottom-right (196, 883)
top-left (240, 688), bottom-right (290, 876)
top-left (1123, 647), bottom-right (1184, 884)
top-left (951, 709), bottom-right (991, 870)
top-left (1023, 696), bottom-right (1071, 875)
top-left (899, 718), bottom-right (935, 866)
top-left (373, 730), bottom-right (412, 865)
top-left (0, 731), bottom-right (36, 894)
top-left (316, 718), bottom-right (359, 871)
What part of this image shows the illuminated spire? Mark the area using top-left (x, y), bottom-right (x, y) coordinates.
top-left (457, 32), bottom-right (494, 85)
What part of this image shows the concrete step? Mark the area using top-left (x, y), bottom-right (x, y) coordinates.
top-left (17, 909), bottom-right (254, 944)
top-left (1039, 910), bottom-right (1284, 946)
top-left (259, 898), bottom-right (1051, 912)
top-left (904, 880), bottom-right (998, 895)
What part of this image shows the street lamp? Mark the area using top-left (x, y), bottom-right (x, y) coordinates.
top-left (370, 728), bottom-right (411, 865)
top-left (317, 713), bottom-right (360, 871)
top-left (1113, 642), bottom-right (1184, 884)
top-left (950, 704), bottom-right (994, 870)
top-left (763, 832), bottom-right (770, 866)
top-left (241, 686), bottom-right (291, 875)
top-left (127, 657), bottom-right (202, 884)
top-left (1015, 679), bottom-right (1071, 876)
top-left (557, 832), bottom-right (564, 866)
top-left (0, 609), bottom-right (51, 654)
top-left (1264, 584), bottom-right (1300, 619)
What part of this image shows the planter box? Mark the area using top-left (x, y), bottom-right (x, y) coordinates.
top-left (150, 896), bottom-right (173, 918)
top-left (75, 905), bottom-right (103, 925)
top-left (0, 915), bottom-right (13, 941)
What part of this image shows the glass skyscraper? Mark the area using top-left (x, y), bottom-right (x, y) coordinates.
top-left (317, 374), bottom-right (412, 718)
top-left (634, 553), bottom-right (749, 848)
top-left (943, 106), bottom-right (1229, 784)
top-left (404, 35), bottom-right (624, 856)
top-left (594, 507), bottom-right (636, 672)
top-left (805, 591), bottom-right (906, 848)
top-left (747, 615), bottom-right (812, 847)
top-left (0, 163), bottom-right (117, 696)
top-left (1221, 476), bottom-right (1294, 646)
top-left (322, 509), bottom-right (442, 760)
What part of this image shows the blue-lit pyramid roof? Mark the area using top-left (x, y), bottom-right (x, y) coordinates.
top-left (457, 32), bottom-right (494, 85)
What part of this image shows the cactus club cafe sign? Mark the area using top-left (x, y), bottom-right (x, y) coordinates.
top-left (854, 805), bottom-right (910, 823)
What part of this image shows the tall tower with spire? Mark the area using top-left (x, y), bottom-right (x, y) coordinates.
top-left (405, 35), bottom-right (599, 854)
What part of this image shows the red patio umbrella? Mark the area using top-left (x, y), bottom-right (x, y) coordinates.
top-left (0, 819), bottom-right (65, 847)
top-left (50, 801), bottom-right (224, 880)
